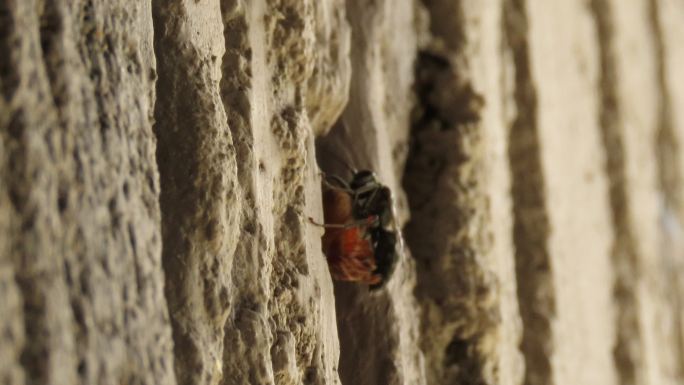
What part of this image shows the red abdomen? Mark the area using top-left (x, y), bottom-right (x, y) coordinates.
top-left (321, 189), bottom-right (381, 284)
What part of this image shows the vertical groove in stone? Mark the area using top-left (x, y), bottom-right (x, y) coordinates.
top-left (501, 1), bottom-right (554, 385)
top-left (318, 1), bottom-right (423, 384)
top-left (403, 2), bottom-right (507, 384)
top-left (403, 50), bottom-right (492, 385)
top-left (648, 0), bottom-right (684, 379)
top-left (331, 3), bottom-right (399, 385)
top-left (403, 2), bottom-right (526, 384)
top-left (588, 1), bottom-right (643, 384)
top-left (152, 1), bottom-right (239, 383)
top-left (151, 5), bottom-right (197, 381)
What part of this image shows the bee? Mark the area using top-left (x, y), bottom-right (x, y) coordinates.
top-left (310, 167), bottom-right (399, 289)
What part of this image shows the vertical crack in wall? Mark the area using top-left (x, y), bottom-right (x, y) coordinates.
top-left (648, 0), bottom-right (684, 379)
top-left (501, 1), bottom-right (555, 385)
top-left (588, 1), bottom-right (643, 384)
top-left (152, 6), bottom-right (202, 381)
top-left (316, 124), bottom-right (404, 385)
top-left (316, 1), bottom-right (423, 384)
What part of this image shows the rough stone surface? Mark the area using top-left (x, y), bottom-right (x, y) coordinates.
top-left (527, 2), bottom-right (618, 384)
top-left (591, 1), bottom-right (658, 384)
top-left (0, 1), bottom-right (175, 384)
top-left (2, 0), bottom-right (684, 385)
top-left (403, 1), bottom-right (524, 385)
top-left (152, 0), bottom-right (348, 384)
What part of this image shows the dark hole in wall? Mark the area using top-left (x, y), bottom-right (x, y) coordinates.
top-left (445, 336), bottom-right (470, 364)
top-left (315, 119), bottom-right (398, 385)
top-left (401, 49), bottom-right (488, 384)
top-left (444, 335), bottom-right (487, 385)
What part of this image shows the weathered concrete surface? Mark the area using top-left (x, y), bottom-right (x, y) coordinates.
top-left (3, 0), bottom-right (684, 385)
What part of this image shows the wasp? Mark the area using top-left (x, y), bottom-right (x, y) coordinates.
top-left (310, 165), bottom-right (399, 289)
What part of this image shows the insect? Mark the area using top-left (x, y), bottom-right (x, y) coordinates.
top-left (310, 166), bottom-right (400, 289)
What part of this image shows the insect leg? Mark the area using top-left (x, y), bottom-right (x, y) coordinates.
top-left (326, 150), bottom-right (358, 175)
top-left (308, 216), bottom-right (378, 229)
top-left (355, 187), bottom-right (379, 216)
top-left (320, 172), bottom-right (354, 193)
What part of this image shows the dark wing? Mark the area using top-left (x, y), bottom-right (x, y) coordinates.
top-left (369, 189), bottom-right (402, 290)
top-left (369, 228), bottom-right (398, 290)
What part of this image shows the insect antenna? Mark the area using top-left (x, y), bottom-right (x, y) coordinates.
top-left (308, 216), bottom-right (379, 229)
top-left (326, 151), bottom-right (357, 176)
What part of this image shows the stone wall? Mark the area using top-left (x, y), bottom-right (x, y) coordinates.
top-left (1, 1), bottom-right (683, 385)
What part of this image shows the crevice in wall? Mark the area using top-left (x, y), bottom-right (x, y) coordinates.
top-left (308, 0), bottom-right (428, 383)
top-left (501, 1), bottom-right (555, 385)
top-left (315, 120), bottom-right (401, 385)
top-left (588, 1), bottom-right (643, 384)
top-left (151, 5), bottom-right (204, 380)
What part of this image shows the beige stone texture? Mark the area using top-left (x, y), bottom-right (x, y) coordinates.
top-left (528, 1), bottom-right (618, 384)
